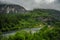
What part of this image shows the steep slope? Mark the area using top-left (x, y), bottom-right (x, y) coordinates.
top-left (0, 4), bottom-right (26, 13)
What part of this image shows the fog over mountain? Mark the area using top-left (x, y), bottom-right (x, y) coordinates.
top-left (0, 0), bottom-right (60, 10)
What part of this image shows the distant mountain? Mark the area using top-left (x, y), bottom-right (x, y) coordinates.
top-left (0, 4), bottom-right (26, 13)
top-left (29, 9), bottom-right (60, 21)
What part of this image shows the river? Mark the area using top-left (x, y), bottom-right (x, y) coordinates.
top-left (1, 28), bottom-right (41, 37)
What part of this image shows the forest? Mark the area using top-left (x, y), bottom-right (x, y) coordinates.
top-left (0, 9), bottom-right (60, 40)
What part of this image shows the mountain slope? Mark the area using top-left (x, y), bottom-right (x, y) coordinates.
top-left (0, 9), bottom-right (60, 33)
top-left (31, 9), bottom-right (60, 21)
top-left (0, 4), bottom-right (26, 13)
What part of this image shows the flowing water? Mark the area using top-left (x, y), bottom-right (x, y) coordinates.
top-left (1, 28), bottom-right (41, 37)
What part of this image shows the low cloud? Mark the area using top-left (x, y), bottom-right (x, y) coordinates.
top-left (0, 0), bottom-right (60, 10)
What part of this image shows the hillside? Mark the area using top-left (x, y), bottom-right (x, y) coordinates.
top-left (0, 4), bottom-right (26, 13)
top-left (0, 9), bottom-right (60, 40)
top-left (0, 9), bottom-right (60, 33)
top-left (30, 9), bottom-right (60, 21)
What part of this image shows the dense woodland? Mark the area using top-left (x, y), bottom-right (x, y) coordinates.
top-left (0, 9), bottom-right (60, 40)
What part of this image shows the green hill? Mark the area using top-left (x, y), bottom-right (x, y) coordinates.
top-left (0, 9), bottom-right (60, 33)
top-left (0, 9), bottom-right (60, 40)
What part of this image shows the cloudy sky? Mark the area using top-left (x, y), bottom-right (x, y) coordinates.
top-left (0, 0), bottom-right (60, 10)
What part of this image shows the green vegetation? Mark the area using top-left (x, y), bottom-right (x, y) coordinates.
top-left (0, 9), bottom-right (60, 40)
top-left (0, 24), bottom-right (60, 40)
top-left (0, 13), bottom-right (43, 32)
top-left (0, 9), bottom-right (54, 32)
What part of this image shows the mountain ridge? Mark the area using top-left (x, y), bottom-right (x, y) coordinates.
top-left (0, 4), bottom-right (26, 13)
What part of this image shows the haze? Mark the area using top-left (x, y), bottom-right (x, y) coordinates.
top-left (0, 0), bottom-right (60, 10)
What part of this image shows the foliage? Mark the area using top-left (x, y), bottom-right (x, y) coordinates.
top-left (0, 9), bottom-right (60, 40)
top-left (0, 23), bottom-right (60, 40)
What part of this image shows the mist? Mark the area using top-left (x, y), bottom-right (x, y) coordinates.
top-left (0, 0), bottom-right (60, 10)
